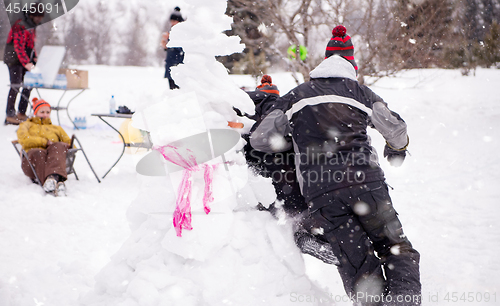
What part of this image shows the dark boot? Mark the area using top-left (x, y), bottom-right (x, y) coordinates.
top-left (17, 113), bottom-right (28, 122)
top-left (4, 116), bottom-right (20, 125)
top-left (294, 229), bottom-right (340, 265)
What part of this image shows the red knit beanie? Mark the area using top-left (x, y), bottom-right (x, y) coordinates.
top-left (32, 97), bottom-right (51, 115)
top-left (261, 75), bottom-right (272, 84)
top-left (325, 25), bottom-right (358, 71)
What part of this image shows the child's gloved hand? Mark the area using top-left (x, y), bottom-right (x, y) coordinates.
top-left (233, 106), bottom-right (244, 117)
top-left (383, 144), bottom-right (406, 167)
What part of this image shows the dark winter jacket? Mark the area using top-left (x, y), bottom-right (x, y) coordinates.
top-left (243, 83), bottom-right (308, 216)
top-left (4, 17), bottom-right (37, 67)
top-left (250, 55), bottom-right (409, 202)
top-left (245, 82), bottom-right (280, 123)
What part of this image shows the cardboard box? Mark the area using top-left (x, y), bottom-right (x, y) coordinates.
top-left (58, 68), bottom-right (88, 89)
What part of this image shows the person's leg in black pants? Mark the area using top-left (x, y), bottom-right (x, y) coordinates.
top-left (164, 48), bottom-right (184, 90)
top-left (18, 85), bottom-right (31, 116)
top-left (308, 189), bottom-right (385, 306)
top-left (307, 182), bottom-right (421, 306)
top-left (6, 64), bottom-right (32, 118)
top-left (355, 182), bottom-right (421, 305)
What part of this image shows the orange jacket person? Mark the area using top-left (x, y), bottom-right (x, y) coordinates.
top-left (17, 98), bottom-right (71, 196)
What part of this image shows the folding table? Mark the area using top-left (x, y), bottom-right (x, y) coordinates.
top-left (92, 113), bottom-right (152, 178)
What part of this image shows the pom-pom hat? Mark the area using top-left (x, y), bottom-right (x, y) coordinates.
top-left (325, 25), bottom-right (358, 71)
top-left (32, 97), bottom-right (50, 115)
top-left (257, 75), bottom-right (279, 96)
top-left (260, 75), bottom-right (272, 84)
top-left (170, 7), bottom-right (184, 22)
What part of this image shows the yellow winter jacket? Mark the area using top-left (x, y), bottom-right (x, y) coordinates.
top-left (17, 117), bottom-right (71, 152)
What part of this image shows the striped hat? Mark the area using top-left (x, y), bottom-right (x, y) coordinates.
top-left (32, 97), bottom-right (51, 115)
top-left (325, 25), bottom-right (358, 71)
top-left (256, 75), bottom-right (279, 96)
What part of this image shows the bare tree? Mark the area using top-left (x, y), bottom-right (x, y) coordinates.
top-left (85, 1), bottom-right (113, 65)
top-left (0, 5), bottom-right (12, 60)
top-left (389, 0), bottom-right (454, 68)
top-left (264, 0), bottom-right (313, 82)
top-left (262, 0), bottom-right (359, 82)
top-left (477, 21), bottom-right (500, 67)
top-left (223, 0), bottom-right (277, 77)
top-left (121, 6), bottom-right (148, 66)
top-left (62, 12), bottom-right (90, 65)
top-left (225, 0), bottom-right (470, 84)
top-left (229, 0), bottom-right (387, 83)
top-left (448, 0), bottom-right (500, 73)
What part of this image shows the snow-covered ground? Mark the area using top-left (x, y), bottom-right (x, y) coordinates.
top-left (1, 62), bottom-right (499, 305)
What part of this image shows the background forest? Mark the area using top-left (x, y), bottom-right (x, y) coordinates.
top-left (1, 0), bottom-right (499, 83)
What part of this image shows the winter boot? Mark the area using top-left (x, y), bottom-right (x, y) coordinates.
top-left (43, 175), bottom-right (58, 193)
top-left (55, 181), bottom-right (66, 197)
top-left (17, 113), bottom-right (28, 122)
top-left (294, 229), bottom-right (340, 265)
top-left (4, 116), bottom-right (20, 125)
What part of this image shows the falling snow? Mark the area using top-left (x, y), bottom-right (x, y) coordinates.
top-left (0, 34), bottom-right (499, 306)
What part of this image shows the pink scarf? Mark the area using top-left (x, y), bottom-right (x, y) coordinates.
top-left (155, 145), bottom-right (217, 237)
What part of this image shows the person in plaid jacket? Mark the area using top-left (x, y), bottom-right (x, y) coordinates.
top-left (3, 9), bottom-right (44, 125)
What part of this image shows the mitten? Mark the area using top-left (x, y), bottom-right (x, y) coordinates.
top-left (383, 144), bottom-right (406, 167)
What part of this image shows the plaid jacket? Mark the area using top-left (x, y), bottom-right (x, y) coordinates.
top-left (6, 19), bottom-right (36, 67)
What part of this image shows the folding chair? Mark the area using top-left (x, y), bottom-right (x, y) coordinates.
top-left (12, 135), bottom-right (101, 185)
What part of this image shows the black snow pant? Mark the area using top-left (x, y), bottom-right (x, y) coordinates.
top-left (6, 64), bottom-right (32, 117)
top-left (164, 47), bottom-right (184, 90)
top-left (304, 181), bottom-right (421, 306)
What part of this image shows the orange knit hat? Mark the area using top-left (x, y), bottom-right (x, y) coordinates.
top-left (32, 97), bottom-right (51, 115)
top-left (256, 75), bottom-right (279, 96)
